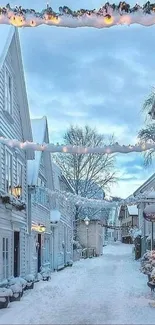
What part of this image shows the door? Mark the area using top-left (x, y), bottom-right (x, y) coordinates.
top-left (14, 231), bottom-right (20, 277)
top-left (37, 234), bottom-right (41, 272)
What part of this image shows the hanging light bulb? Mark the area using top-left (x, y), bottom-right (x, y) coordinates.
top-left (104, 14), bottom-right (114, 25)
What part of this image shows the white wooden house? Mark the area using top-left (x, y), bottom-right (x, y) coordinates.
top-left (27, 117), bottom-right (54, 276)
top-left (0, 26), bottom-right (34, 281)
top-left (118, 205), bottom-right (138, 243)
top-left (51, 162), bottom-right (74, 270)
top-left (133, 173), bottom-right (155, 256)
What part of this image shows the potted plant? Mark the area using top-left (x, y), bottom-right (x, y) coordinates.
top-left (140, 250), bottom-right (155, 280)
top-left (8, 276), bottom-right (27, 297)
top-left (40, 267), bottom-right (51, 281)
top-left (0, 288), bottom-right (13, 309)
top-left (16, 277), bottom-right (27, 296)
top-left (25, 274), bottom-right (35, 290)
top-left (1, 195), bottom-right (10, 204)
top-left (67, 260), bottom-right (73, 267)
top-left (9, 284), bottom-right (22, 302)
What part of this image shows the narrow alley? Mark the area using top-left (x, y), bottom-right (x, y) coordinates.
top-left (0, 243), bottom-right (154, 324)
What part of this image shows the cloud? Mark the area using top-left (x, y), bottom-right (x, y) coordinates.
top-left (12, 0), bottom-right (155, 198)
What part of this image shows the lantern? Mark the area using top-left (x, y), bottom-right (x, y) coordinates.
top-left (12, 185), bottom-right (22, 199)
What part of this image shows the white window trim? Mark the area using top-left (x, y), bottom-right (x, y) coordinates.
top-left (4, 65), bottom-right (13, 116)
top-left (2, 237), bottom-right (9, 279)
top-left (17, 159), bottom-right (24, 199)
top-left (5, 147), bottom-right (13, 194)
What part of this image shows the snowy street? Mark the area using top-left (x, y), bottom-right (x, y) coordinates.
top-left (0, 243), bottom-right (155, 324)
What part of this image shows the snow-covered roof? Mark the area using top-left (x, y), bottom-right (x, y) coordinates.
top-left (27, 117), bottom-right (46, 185)
top-left (133, 173), bottom-right (155, 196)
top-left (146, 192), bottom-right (155, 199)
top-left (127, 205), bottom-right (138, 216)
top-left (0, 25), bottom-right (15, 70)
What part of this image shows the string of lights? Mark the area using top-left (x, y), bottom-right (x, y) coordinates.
top-left (0, 2), bottom-right (155, 28)
top-left (38, 186), bottom-right (155, 209)
top-left (0, 136), bottom-right (155, 155)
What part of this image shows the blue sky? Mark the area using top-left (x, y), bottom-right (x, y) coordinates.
top-left (8, 0), bottom-right (155, 198)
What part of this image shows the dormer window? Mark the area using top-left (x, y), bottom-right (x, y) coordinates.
top-left (5, 67), bottom-right (12, 115)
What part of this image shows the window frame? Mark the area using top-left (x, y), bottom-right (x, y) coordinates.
top-left (17, 159), bottom-right (23, 199)
top-left (2, 237), bottom-right (9, 279)
top-left (4, 65), bottom-right (13, 115)
top-left (5, 148), bottom-right (13, 194)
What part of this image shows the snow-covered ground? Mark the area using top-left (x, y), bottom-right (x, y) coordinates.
top-left (0, 243), bottom-right (155, 324)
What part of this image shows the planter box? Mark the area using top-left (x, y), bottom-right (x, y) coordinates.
top-left (43, 276), bottom-right (50, 281)
top-left (10, 293), bottom-right (21, 302)
top-left (20, 290), bottom-right (24, 298)
top-left (26, 282), bottom-right (34, 290)
top-left (0, 296), bottom-right (9, 309)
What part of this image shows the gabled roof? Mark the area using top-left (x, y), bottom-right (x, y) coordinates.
top-left (133, 173), bottom-right (155, 196)
top-left (0, 25), bottom-right (15, 69)
top-left (0, 26), bottom-right (33, 160)
top-left (27, 117), bottom-right (47, 185)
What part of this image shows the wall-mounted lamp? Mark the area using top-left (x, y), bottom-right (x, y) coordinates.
top-left (12, 185), bottom-right (22, 199)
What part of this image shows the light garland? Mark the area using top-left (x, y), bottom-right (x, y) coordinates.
top-left (0, 136), bottom-right (155, 155)
top-left (1, 3), bottom-right (155, 28)
top-left (33, 186), bottom-right (155, 210)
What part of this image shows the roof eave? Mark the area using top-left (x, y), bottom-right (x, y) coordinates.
top-left (133, 173), bottom-right (155, 196)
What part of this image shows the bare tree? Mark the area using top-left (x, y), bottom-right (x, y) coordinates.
top-left (138, 89), bottom-right (155, 166)
top-left (53, 125), bottom-right (117, 224)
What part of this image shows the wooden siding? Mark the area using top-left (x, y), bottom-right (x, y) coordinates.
top-left (0, 29), bottom-right (30, 280)
top-left (31, 202), bottom-right (50, 232)
top-left (0, 35), bottom-right (27, 203)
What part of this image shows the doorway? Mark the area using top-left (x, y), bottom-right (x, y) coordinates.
top-left (14, 231), bottom-right (20, 277)
top-left (37, 234), bottom-right (42, 272)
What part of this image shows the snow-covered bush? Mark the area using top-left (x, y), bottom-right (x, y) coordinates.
top-left (140, 250), bottom-right (155, 276)
top-left (40, 267), bottom-right (51, 280)
top-left (129, 227), bottom-right (142, 240)
top-left (9, 284), bottom-right (22, 294)
top-left (25, 274), bottom-right (35, 283)
top-left (0, 288), bottom-right (12, 297)
top-left (36, 273), bottom-right (43, 281)
top-left (151, 267), bottom-right (155, 281)
top-left (8, 276), bottom-right (27, 289)
top-left (67, 260), bottom-right (73, 267)
top-left (0, 279), bottom-right (8, 288)
top-left (17, 277), bottom-right (27, 288)
top-left (73, 240), bottom-right (82, 250)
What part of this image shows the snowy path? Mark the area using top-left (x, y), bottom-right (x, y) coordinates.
top-left (0, 243), bottom-right (155, 324)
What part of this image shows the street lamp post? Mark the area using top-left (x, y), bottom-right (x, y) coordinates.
top-left (84, 217), bottom-right (90, 258)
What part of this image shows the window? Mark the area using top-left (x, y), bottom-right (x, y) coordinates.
top-left (5, 150), bottom-right (12, 193)
top-left (17, 161), bottom-right (23, 197)
top-left (17, 162), bottom-right (22, 186)
top-left (3, 238), bottom-right (9, 279)
top-left (37, 177), bottom-right (46, 188)
top-left (5, 67), bottom-right (12, 115)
